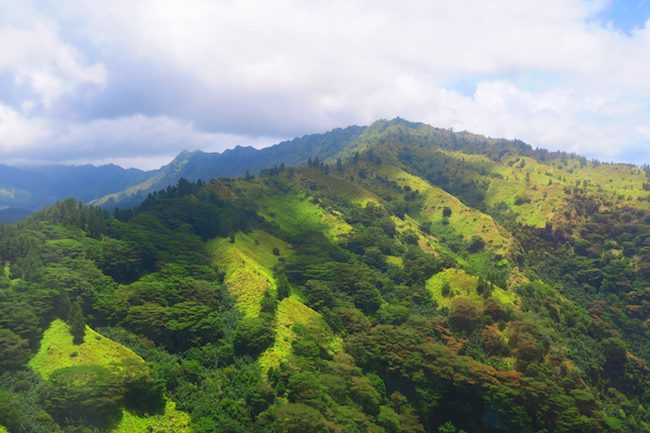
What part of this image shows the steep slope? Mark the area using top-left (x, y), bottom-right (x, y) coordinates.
top-left (208, 229), bottom-right (292, 317)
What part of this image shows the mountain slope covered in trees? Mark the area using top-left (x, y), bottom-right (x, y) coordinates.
top-left (0, 119), bottom-right (649, 433)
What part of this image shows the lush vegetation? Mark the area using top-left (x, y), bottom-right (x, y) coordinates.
top-left (0, 119), bottom-right (648, 432)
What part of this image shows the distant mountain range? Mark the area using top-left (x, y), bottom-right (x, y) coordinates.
top-left (0, 164), bottom-right (150, 223)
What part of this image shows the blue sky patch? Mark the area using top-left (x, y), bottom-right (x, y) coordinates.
top-left (593, 0), bottom-right (650, 34)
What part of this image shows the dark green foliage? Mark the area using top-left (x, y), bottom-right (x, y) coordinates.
top-left (260, 289), bottom-right (277, 315)
top-left (120, 360), bottom-right (165, 414)
top-left (233, 317), bottom-right (275, 356)
top-left (124, 300), bottom-right (224, 352)
top-left (276, 272), bottom-right (291, 300)
top-left (0, 328), bottom-right (31, 370)
top-left (43, 366), bottom-right (122, 427)
top-left (467, 235), bottom-right (485, 253)
top-left (0, 371), bottom-right (63, 433)
top-left (448, 298), bottom-right (482, 331)
top-left (263, 402), bottom-right (335, 433)
top-left (513, 195), bottom-right (531, 206)
top-left (68, 301), bottom-right (86, 345)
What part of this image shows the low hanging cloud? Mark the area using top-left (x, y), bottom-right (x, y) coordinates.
top-left (0, 0), bottom-right (649, 167)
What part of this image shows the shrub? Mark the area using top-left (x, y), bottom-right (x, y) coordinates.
top-left (514, 195), bottom-right (531, 206)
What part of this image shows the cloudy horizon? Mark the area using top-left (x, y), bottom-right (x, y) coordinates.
top-left (1, 0), bottom-right (649, 170)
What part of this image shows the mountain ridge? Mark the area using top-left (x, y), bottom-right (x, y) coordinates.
top-left (2, 118), bottom-right (647, 221)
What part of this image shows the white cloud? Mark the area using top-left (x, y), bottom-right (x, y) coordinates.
top-left (0, 112), bottom-right (279, 168)
top-left (0, 21), bottom-right (105, 108)
top-left (0, 0), bottom-right (649, 166)
top-left (0, 103), bottom-right (48, 152)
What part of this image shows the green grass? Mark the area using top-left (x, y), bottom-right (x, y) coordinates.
top-left (426, 268), bottom-right (518, 308)
top-left (111, 401), bottom-right (191, 433)
top-left (297, 169), bottom-right (382, 207)
top-left (208, 230), bottom-right (293, 317)
top-left (381, 166), bottom-right (515, 256)
top-left (29, 319), bottom-right (143, 379)
top-left (386, 255), bottom-right (404, 268)
top-left (485, 155), bottom-right (650, 227)
top-left (259, 295), bottom-right (341, 371)
top-left (439, 151), bottom-right (650, 227)
top-left (487, 155), bottom-right (575, 227)
top-left (391, 214), bottom-right (448, 258)
top-left (0, 425), bottom-right (8, 433)
top-left (257, 193), bottom-right (351, 239)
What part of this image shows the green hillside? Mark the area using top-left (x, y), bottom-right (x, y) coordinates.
top-left (29, 319), bottom-right (143, 379)
top-left (26, 319), bottom-right (191, 433)
top-left (1, 119), bottom-right (649, 433)
top-left (208, 229), bottom-right (292, 316)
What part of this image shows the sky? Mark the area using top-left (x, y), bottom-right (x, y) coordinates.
top-left (0, 0), bottom-right (649, 169)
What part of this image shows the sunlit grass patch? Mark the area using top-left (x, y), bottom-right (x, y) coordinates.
top-left (258, 193), bottom-right (352, 240)
top-left (386, 255), bottom-right (404, 268)
top-left (209, 230), bottom-right (293, 317)
top-left (259, 296), bottom-right (341, 371)
top-left (111, 401), bottom-right (191, 433)
top-left (381, 166), bottom-right (515, 256)
top-left (426, 268), bottom-right (517, 309)
top-left (297, 169), bottom-right (382, 207)
top-left (29, 319), bottom-right (142, 379)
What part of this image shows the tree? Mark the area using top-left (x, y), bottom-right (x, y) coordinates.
top-left (276, 272), bottom-right (291, 300)
top-left (349, 376), bottom-right (381, 415)
top-left (448, 298), bottom-right (482, 331)
top-left (272, 247), bottom-right (280, 256)
top-left (121, 360), bottom-right (165, 414)
top-left (442, 207), bottom-right (452, 218)
top-left (43, 366), bottom-right (122, 427)
top-left (68, 301), bottom-right (86, 345)
top-left (467, 236), bottom-right (485, 253)
top-left (233, 317), bottom-right (275, 355)
top-left (261, 289), bottom-right (277, 315)
top-left (476, 277), bottom-right (491, 297)
top-left (441, 282), bottom-right (451, 297)
top-left (0, 328), bottom-right (31, 369)
top-left (603, 337), bottom-right (627, 370)
top-left (352, 281), bottom-right (382, 313)
top-left (265, 403), bottom-right (335, 433)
